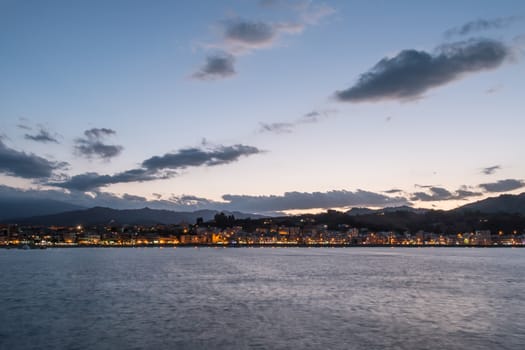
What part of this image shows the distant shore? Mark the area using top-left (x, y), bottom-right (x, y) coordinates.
top-left (1, 243), bottom-right (523, 249)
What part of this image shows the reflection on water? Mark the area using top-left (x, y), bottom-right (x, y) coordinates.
top-left (1, 248), bottom-right (524, 350)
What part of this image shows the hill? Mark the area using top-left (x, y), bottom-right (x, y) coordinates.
top-left (455, 192), bottom-right (525, 214)
top-left (0, 198), bottom-right (85, 221)
top-left (4, 206), bottom-right (264, 226)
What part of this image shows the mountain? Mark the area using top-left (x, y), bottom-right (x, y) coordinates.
top-left (346, 205), bottom-right (427, 216)
top-left (0, 198), bottom-right (85, 221)
top-left (4, 207), bottom-right (265, 226)
top-left (455, 192), bottom-right (525, 214)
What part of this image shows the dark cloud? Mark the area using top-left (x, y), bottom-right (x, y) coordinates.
top-left (52, 144), bottom-right (262, 191)
top-left (192, 53), bottom-right (236, 80)
top-left (221, 189), bottom-right (409, 212)
top-left (0, 139), bottom-right (65, 179)
top-left (122, 193), bottom-right (148, 202)
top-left (335, 38), bottom-right (510, 103)
top-left (84, 128), bottom-right (116, 139)
top-left (75, 141), bottom-right (123, 160)
top-left (0, 184), bottom-right (412, 215)
top-left (455, 189), bottom-right (483, 199)
top-left (259, 122), bottom-right (294, 134)
top-left (411, 186), bottom-right (481, 201)
top-left (479, 179), bottom-right (525, 193)
top-left (482, 165), bottom-right (501, 175)
top-left (24, 128), bottom-right (59, 143)
top-left (142, 144), bottom-right (261, 170)
top-left (49, 169), bottom-right (172, 192)
top-left (445, 16), bottom-right (522, 37)
top-left (74, 128), bottom-right (123, 160)
top-left (224, 19), bottom-right (276, 46)
top-left (384, 189), bottom-right (403, 194)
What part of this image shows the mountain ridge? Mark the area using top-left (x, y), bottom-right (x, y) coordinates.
top-left (3, 206), bottom-right (265, 226)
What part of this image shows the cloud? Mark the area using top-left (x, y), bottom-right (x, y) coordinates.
top-left (192, 53), bottom-right (236, 80)
top-left (220, 189), bottom-right (409, 212)
top-left (479, 179), bottom-right (525, 193)
top-left (445, 16), bottom-right (522, 38)
top-left (259, 109), bottom-right (338, 135)
top-left (0, 139), bottom-right (66, 179)
top-left (335, 38), bottom-right (510, 103)
top-left (384, 189), bottom-right (403, 194)
top-left (259, 122), bottom-right (294, 134)
top-left (194, 2), bottom-right (334, 79)
top-left (298, 109), bottom-right (337, 124)
top-left (52, 144), bottom-right (262, 191)
top-left (410, 186), bottom-right (482, 201)
top-left (84, 128), bottom-right (116, 138)
top-left (121, 193), bottom-right (148, 202)
top-left (74, 128), bottom-right (123, 160)
top-left (24, 128), bottom-right (59, 143)
top-left (17, 124), bottom-right (32, 131)
top-left (0, 185), bottom-right (177, 211)
top-left (482, 165), bottom-right (501, 175)
top-left (152, 193), bottom-right (163, 200)
top-left (224, 19), bottom-right (277, 49)
top-left (168, 194), bottom-right (220, 208)
top-left (50, 169), bottom-right (170, 192)
top-left (143, 144), bottom-right (261, 170)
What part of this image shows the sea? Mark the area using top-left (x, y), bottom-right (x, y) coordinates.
top-left (1, 247), bottom-right (524, 350)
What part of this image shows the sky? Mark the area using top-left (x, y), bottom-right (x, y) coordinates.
top-left (1, 0), bottom-right (525, 215)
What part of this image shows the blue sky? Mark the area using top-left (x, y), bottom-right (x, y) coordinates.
top-left (1, 0), bottom-right (524, 214)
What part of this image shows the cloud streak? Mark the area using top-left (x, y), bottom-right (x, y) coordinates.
top-left (445, 16), bottom-right (522, 38)
top-left (52, 144), bottom-right (262, 191)
top-left (24, 128), bottom-right (59, 144)
top-left (259, 109), bottom-right (337, 134)
top-left (335, 38), bottom-right (510, 103)
top-left (259, 122), bottom-right (294, 134)
top-left (482, 165), bottom-right (501, 175)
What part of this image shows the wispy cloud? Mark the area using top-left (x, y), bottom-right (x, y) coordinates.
top-left (259, 109), bottom-right (337, 134)
top-left (17, 124), bottom-right (32, 131)
top-left (24, 127), bottom-right (59, 144)
top-left (445, 16), bottom-right (522, 38)
top-left (193, 1), bottom-right (334, 79)
top-left (259, 122), bottom-right (294, 134)
top-left (481, 165), bottom-right (501, 175)
top-left (335, 38), bottom-right (510, 103)
top-left (74, 128), bottom-right (123, 161)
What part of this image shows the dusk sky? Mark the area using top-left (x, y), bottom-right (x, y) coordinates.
top-left (1, 0), bottom-right (524, 215)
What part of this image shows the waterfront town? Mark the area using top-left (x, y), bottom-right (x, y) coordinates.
top-left (1, 214), bottom-right (524, 248)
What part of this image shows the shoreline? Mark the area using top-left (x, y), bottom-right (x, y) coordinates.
top-left (1, 243), bottom-right (523, 249)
